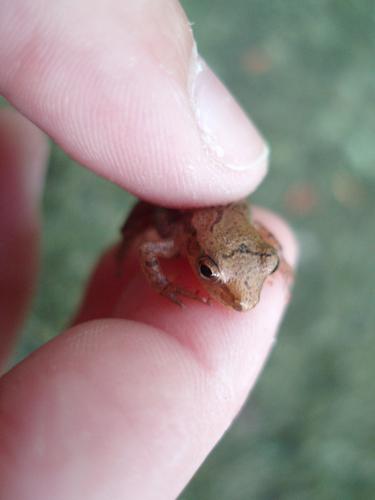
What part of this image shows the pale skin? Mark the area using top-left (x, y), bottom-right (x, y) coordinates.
top-left (0, 1), bottom-right (297, 499)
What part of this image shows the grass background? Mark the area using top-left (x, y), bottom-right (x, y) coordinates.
top-left (6, 0), bottom-right (375, 498)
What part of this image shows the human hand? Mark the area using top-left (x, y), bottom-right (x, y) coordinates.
top-left (0, 1), bottom-right (297, 499)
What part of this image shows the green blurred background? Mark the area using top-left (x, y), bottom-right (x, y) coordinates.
top-left (7, 0), bottom-right (375, 498)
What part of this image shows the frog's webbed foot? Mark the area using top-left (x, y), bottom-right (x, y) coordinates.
top-left (140, 240), bottom-right (210, 307)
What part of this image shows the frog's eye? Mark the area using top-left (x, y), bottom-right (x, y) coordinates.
top-left (198, 256), bottom-right (220, 281)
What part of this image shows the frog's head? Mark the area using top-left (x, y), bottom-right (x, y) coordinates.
top-left (187, 205), bottom-right (280, 311)
top-left (194, 247), bottom-right (279, 311)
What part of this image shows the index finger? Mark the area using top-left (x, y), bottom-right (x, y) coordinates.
top-left (0, 0), bottom-right (268, 207)
top-left (0, 210), bottom-right (297, 500)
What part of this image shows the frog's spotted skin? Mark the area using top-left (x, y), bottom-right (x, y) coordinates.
top-left (119, 200), bottom-right (286, 311)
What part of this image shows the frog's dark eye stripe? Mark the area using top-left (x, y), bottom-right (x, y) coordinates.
top-left (198, 256), bottom-right (220, 281)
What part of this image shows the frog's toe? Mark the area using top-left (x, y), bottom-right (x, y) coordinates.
top-left (167, 293), bottom-right (185, 308)
top-left (160, 284), bottom-right (185, 307)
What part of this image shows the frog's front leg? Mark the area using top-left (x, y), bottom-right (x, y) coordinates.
top-left (139, 239), bottom-right (209, 307)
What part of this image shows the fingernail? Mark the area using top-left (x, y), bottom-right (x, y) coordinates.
top-left (189, 47), bottom-right (269, 171)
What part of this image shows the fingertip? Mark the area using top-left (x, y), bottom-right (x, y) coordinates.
top-left (0, 318), bottom-right (228, 499)
top-left (0, 1), bottom-right (267, 206)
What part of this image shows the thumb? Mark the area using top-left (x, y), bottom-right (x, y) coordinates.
top-left (0, 0), bottom-right (268, 206)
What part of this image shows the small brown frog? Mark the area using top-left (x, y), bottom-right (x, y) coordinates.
top-left (118, 200), bottom-right (286, 311)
